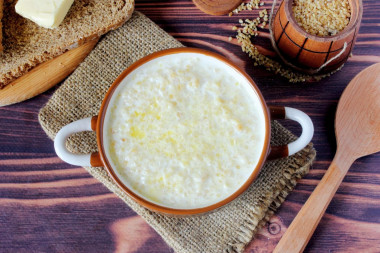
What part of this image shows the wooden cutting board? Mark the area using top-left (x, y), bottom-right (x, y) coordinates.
top-left (0, 38), bottom-right (99, 107)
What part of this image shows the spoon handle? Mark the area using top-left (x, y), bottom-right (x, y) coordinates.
top-left (273, 152), bottom-right (354, 253)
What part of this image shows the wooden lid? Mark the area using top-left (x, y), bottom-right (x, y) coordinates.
top-left (193, 0), bottom-right (242, 15)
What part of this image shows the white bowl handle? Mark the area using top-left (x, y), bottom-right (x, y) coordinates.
top-left (54, 116), bottom-right (103, 167)
top-left (268, 106), bottom-right (314, 159)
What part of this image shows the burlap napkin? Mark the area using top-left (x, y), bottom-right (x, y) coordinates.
top-left (38, 11), bottom-right (316, 253)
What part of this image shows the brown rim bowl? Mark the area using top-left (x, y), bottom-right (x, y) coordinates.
top-left (96, 47), bottom-right (271, 215)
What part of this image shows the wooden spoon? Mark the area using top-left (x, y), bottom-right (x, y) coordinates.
top-left (0, 38), bottom-right (98, 107)
top-left (273, 63), bottom-right (380, 253)
top-left (193, 0), bottom-right (243, 15)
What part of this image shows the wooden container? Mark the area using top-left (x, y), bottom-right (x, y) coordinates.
top-left (270, 0), bottom-right (363, 74)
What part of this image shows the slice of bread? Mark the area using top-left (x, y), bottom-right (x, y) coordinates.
top-left (0, 0), bottom-right (3, 53)
top-left (0, 0), bottom-right (134, 88)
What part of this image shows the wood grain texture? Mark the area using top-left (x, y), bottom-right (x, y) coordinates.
top-left (274, 63), bottom-right (380, 253)
top-left (0, 0), bottom-right (379, 252)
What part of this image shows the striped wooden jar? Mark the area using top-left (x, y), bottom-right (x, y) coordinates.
top-left (271, 0), bottom-right (363, 74)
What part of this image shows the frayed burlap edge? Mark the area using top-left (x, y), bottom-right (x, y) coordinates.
top-left (75, 143), bottom-right (315, 253)
top-left (226, 142), bottom-right (315, 252)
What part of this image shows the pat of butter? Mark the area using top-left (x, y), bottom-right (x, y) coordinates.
top-left (15, 0), bottom-right (74, 29)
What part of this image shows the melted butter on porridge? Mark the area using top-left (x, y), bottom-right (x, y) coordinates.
top-left (104, 53), bottom-right (266, 209)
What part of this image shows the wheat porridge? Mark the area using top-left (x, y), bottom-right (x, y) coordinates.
top-left (103, 53), bottom-right (266, 209)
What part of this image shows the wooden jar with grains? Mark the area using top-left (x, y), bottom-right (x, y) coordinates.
top-left (270, 0), bottom-right (363, 74)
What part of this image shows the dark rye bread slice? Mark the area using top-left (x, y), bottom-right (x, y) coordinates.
top-left (0, 0), bottom-right (3, 53)
top-left (0, 0), bottom-right (134, 88)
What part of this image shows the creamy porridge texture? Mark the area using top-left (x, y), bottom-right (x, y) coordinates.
top-left (104, 53), bottom-right (266, 209)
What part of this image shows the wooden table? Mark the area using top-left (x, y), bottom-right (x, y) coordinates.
top-left (0, 1), bottom-right (379, 252)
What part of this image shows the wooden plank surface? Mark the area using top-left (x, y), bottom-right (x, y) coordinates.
top-left (0, 0), bottom-right (379, 252)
